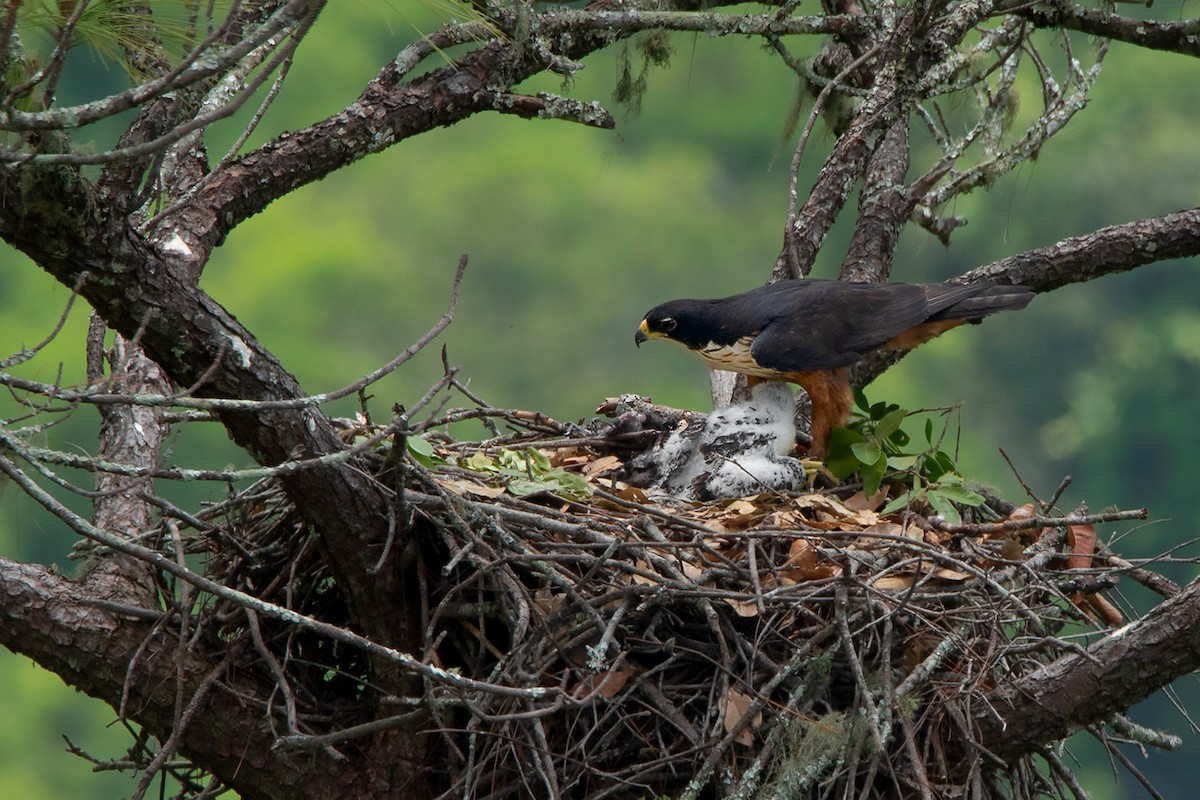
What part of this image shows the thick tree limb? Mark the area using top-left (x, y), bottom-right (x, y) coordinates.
top-left (1012, 2), bottom-right (1200, 59)
top-left (963, 207), bottom-right (1200, 291)
top-left (538, 8), bottom-right (858, 39)
top-left (977, 578), bottom-right (1200, 761)
top-left (840, 122), bottom-right (910, 282)
top-left (150, 42), bottom-right (547, 268)
top-left (152, 5), bottom-right (855, 273)
top-left (0, 557), bottom-right (376, 800)
top-left (0, 164), bottom-right (416, 665)
top-left (85, 332), bottom-right (171, 606)
top-left (775, 73), bottom-right (895, 279)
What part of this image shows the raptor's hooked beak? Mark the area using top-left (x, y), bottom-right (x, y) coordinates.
top-left (635, 319), bottom-right (651, 347)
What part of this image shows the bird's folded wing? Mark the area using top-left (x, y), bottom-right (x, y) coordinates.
top-left (748, 282), bottom-right (933, 371)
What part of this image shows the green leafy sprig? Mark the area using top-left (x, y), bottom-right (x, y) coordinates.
top-left (824, 390), bottom-right (985, 524)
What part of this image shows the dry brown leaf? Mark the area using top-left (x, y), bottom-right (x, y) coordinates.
top-left (850, 509), bottom-right (883, 527)
top-left (925, 529), bottom-right (952, 546)
top-left (572, 667), bottom-right (635, 699)
top-left (801, 519), bottom-right (848, 532)
top-left (441, 478), bottom-right (507, 499)
top-left (1009, 503), bottom-right (1037, 521)
top-left (870, 573), bottom-right (916, 590)
top-left (720, 499), bottom-right (767, 530)
top-left (617, 485), bottom-right (650, 504)
top-left (789, 492), bottom-right (827, 509)
top-left (723, 597), bottom-right (760, 617)
top-left (551, 451), bottom-right (590, 468)
top-left (927, 566), bottom-right (972, 582)
top-left (790, 493), bottom-right (843, 516)
top-left (722, 688), bottom-right (761, 746)
top-left (703, 519), bottom-right (733, 534)
top-left (1066, 523), bottom-right (1097, 572)
top-left (786, 538), bottom-right (817, 572)
top-left (844, 487), bottom-right (888, 512)
top-left (764, 510), bottom-right (802, 528)
top-left (1065, 524), bottom-right (1118, 627)
top-left (779, 538), bottom-right (839, 581)
top-left (793, 493), bottom-right (881, 527)
top-left (581, 455), bottom-right (621, 478)
top-left (899, 633), bottom-right (939, 672)
top-left (724, 498), bottom-right (759, 515)
top-left (533, 590), bottom-right (564, 618)
top-left (697, 546), bottom-right (730, 564)
top-left (1001, 535), bottom-right (1025, 561)
top-left (597, 667), bottom-right (633, 698)
top-left (1079, 592), bottom-right (1123, 626)
top-left (859, 521), bottom-right (903, 546)
top-left (679, 560), bottom-right (705, 582)
top-left (1005, 503), bottom-right (1043, 542)
top-left (783, 563), bottom-right (841, 583)
top-left (630, 560), bottom-right (659, 586)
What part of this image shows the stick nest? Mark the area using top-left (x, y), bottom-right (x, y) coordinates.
top-left (192, 401), bottom-right (1152, 800)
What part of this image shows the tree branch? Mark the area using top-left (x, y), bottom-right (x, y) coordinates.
top-left (963, 207), bottom-right (1200, 291)
top-left (0, 557), bottom-right (368, 800)
top-left (1012, 2), bottom-right (1200, 59)
top-left (978, 578), bottom-right (1200, 761)
top-left (0, 163), bottom-right (417, 665)
top-left (0, 1), bottom-right (313, 137)
top-left (839, 121), bottom-right (910, 282)
top-left (152, 5), bottom-right (852, 272)
top-left (85, 330), bottom-right (171, 606)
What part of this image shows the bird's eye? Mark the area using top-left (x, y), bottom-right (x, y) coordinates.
top-left (659, 318), bottom-right (677, 332)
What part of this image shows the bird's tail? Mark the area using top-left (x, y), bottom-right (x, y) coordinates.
top-left (925, 282), bottom-right (1034, 322)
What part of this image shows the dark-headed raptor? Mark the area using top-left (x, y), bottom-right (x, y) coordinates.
top-left (635, 279), bottom-right (1033, 457)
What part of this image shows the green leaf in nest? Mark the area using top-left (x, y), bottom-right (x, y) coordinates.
top-left (406, 435), bottom-right (442, 467)
top-left (926, 490), bottom-right (962, 525)
top-left (932, 484), bottom-right (985, 506)
top-left (525, 447), bottom-right (552, 473)
top-left (875, 408), bottom-right (908, 441)
top-left (881, 491), bottom-right (916, 516)
top-left (463, 452), bottom-right (497, 472)
top-left (823, 426), bottom-right (865, 480)
top-left (859, 455), bottom-right (887, 498)
top-left (849, 441), bottom-right (883, 465)
top-left (507, 470), bottom-right (591, 499)
top-left (506, 478), bottom-right (547, 497)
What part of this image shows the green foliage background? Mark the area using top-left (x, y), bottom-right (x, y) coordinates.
top-left (1, 4), bottom-right (1198, 797)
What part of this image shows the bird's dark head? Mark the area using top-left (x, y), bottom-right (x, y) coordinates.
top-left (636, 300), bottom-right (708, 349)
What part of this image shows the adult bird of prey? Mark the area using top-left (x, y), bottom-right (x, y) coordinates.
top-left (635, 279), bottom-right (1034, 458)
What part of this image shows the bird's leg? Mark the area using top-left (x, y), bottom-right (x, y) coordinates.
top-left (791, 368), bottom-right (853, 460)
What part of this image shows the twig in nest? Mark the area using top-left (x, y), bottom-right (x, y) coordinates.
top-left (930, 507), bottom-right (1147, 535)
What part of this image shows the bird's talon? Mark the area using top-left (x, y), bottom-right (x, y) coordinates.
top-left (800, 458), bottom-right (832, 488)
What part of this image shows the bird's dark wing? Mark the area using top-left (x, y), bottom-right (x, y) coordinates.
top-left (746, 280), bottom-right (1033, 372)
top-left (748, 281), bottom-right (938, 372)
